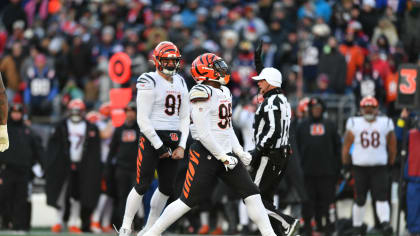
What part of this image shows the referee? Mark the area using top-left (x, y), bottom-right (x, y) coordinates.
top-left (250, 67), bottom-right (299, 236)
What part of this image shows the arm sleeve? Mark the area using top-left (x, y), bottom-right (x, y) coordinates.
top-left (255, 99), bottom-right (281, 152)
top-left (106, 128), bottom-right (120, 166)
top-left (136, 88), bottom-right (163, 149)
top-left (191, 101), bottom-right (225, 159)
top-left (178, 88), bottom-right (190, 149)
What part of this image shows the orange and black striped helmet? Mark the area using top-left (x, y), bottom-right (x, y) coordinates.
top-left (360, 96), bottom-right (378, 108)
top-left (153, 41), bottom-right (181, 76)
top-left (190, 53), bottom-right (230, 85)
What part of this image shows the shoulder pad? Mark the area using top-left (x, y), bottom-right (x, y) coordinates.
top-left (190, 85), bottom-right (211, 102)
top-left (136, 73), bottom-right (156, 90)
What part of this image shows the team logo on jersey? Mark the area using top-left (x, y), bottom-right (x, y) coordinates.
top-left (170, 133), bottom-right (179, 141)
top-left (122, 130), bottom-right (136, 142)
top-left (310, 124), bottom-right (325, 136)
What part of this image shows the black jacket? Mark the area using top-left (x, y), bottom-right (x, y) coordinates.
top-left (0, 121), bottom-right (43, 173)
top-left (296, 118), bottom-right (341, 177)
top-left (45, 119), bottom-right (101, 209)
top-left (318, 49), bottom-right (347, 94)
top-left (106, 122), bottom-right (140, 171)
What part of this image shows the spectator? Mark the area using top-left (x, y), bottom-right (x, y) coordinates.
top-left (68, 35), bottom-right (92, 90)
top-left (183, 31), bottom-right (207, 65)
top-left (353, 58), bottom-right (385, 106)
top-left (358, 0), bottom-right (381, 39)
top-left (318, 36), bottom-right (347, 94)
top-left (259, 35), bottom-right (280, 69)
top-left (219, 29), bottom-right (239, 66)
top-left (23, 53), bottom-right (59, 119)
top-left (233, 4), bottom-right (268, 42)
top-left (372, 18), bottom-right (399, 47)
top-left (180, 0), bottom-right (198, 28)
top-left (401, 1), bottom-right (420, 62)
top-left (0, 41), bottom-right (24, 101)
top-left (1, 0), bottom-right (27, 34)
top-left (339, 32), bottom-right (365, 87)
top-left (298, 0), bottom-right (332, 23)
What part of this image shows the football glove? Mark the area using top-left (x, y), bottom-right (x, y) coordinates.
top-left (0, 125), bottom-right (9, 152)
top-left (254, 40), bottom-right (263, 74)
top-left (219, 154), bottom-right (238, 171)
top-left (156, 145), bottom-right (172, 158)
top-left (237, 151), bottom-right (252, 166)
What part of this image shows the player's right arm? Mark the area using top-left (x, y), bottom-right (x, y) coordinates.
top-left (342, 118), bottom-right (355, 165)
top-left (136, 74), bottom-right (169, 158)
top-left (190, 86), bottom-right (236, 169)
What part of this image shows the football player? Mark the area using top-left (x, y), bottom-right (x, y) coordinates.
top-left (119, 41), bottom-right (190, 236)
top-left (342, 96), bottom-right (397, 236)
top-left (47, 99), bottom-right (102, 233)
top-left (142, 53), bottom-right (278, 236)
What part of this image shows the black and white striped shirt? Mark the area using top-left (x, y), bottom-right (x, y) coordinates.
top-left (253, 89), bottom-right (291, 151)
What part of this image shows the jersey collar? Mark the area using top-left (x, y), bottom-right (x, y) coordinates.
top-left (263, 88), bottom-right (282, 98)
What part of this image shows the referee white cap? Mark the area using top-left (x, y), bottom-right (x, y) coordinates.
top-left (252, 67), bottom-right (282, 87)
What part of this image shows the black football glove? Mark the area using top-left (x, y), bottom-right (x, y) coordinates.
top-left (254, 40), bottom-right (263, 74)
top-left (156, 145), bottom-right (172, 158)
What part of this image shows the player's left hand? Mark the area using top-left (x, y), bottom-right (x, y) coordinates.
top-left (172, 146), bottom-right (185, 160)
top-left (0, 125), bottom-right (9, 152)
top-left (237, 151), bottom-right (252, 166)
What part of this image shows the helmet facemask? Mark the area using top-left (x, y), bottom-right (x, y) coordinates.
top-left (212, 59), bottom-right (230, 85)
top-left (361, 106), bottom-right (378, 121)
top-left (69, 108), bottom-right (84, 123)
top-left (157, 56), bottom-right (181, 76)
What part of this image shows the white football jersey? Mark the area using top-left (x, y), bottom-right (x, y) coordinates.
top-left (137, 72), bottom-right (189, 131)
top-left (67, 120), bottom-right (87, 163)
top-left (346, 116), bottom-right (394, 166)
top-left (190, 84), bottom-right (233, 154)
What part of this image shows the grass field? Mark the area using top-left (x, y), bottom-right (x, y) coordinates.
top-left (0, 231), bottom-right (392, 236)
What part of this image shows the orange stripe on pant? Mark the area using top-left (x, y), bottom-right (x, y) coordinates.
top-left (183, 150), bottom-right (200, 199)
top-left (136, 137), bottom-right (145, 184)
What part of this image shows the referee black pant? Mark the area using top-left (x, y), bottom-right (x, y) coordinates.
top-left (250, 154), bottom-right (296, 235)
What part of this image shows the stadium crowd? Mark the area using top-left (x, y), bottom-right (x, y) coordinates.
top-left (0, 0), bottom-right (420, 235)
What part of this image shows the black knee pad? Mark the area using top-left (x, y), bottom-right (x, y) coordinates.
top-left (158, 183), bottom-right (173, 196)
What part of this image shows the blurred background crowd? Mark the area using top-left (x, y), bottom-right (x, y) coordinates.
top-left (0, 0), bottom-right (420, 235)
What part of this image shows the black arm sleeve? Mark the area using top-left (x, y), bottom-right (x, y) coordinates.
top-left (106, 127), bottom-right (121, 167)
top-left (254, 40), bottom-right (263, 74)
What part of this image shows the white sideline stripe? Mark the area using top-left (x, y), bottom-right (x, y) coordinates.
top-left (266, 209), bottom-right (289, 229)
top-left (254, 156), bottom-right (269, 186)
